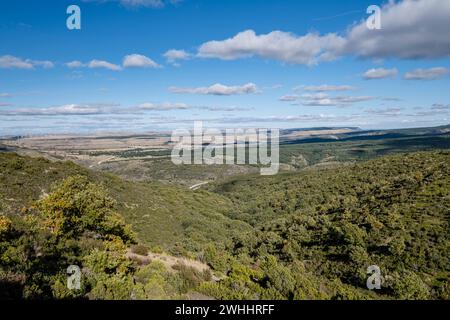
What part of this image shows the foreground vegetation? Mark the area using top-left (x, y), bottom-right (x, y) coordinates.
top-left (0, 175), bottom-right (211, 299)
top-left (0, 150), bottom-right (449, 299)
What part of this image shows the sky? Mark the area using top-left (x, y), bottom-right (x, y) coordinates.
top-left (0, 0), bottom-right (449, 136)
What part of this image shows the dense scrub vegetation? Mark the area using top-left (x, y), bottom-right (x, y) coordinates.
top-left (0, 153), bottom-right (250, 253)
top-left (280, 133), bottom-right (450, 168)
top-left (205, 151), bottom-right (449, 299)
top-left (0, 151), bottom-right (449, 299)
top-left (0, 175), bottom-right (212, 299)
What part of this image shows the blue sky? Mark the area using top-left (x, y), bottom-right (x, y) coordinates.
top-left (0, 0), bottom-right (449, 135)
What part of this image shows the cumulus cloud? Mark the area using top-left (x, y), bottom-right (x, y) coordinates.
top-left (169, 83), bottom-right (259, 95)
top-left (0, 55), bottom-right (54, 69)
top-left (123, 54), bottom-right (161, 68)
top-left (195, 0), bottom-right (450, 65)
top-left (163, 49), bottom-right (191, 65)
top-left (343, 0), bottom-right (450, 60)
top-left (404, 67), bottom-right (449, 80)
top-left (66, 61), bottom-right (86, 68)
top-left (363, 68), bottom-right (398, 80)
top-left (197, 30), bottom-right (345, 65)
top-left (66, 55), bottom-right (160, 70)
top-left (0, 56), bottom-right (32, 69)
top-left (88, 59), bottom-right (122, 71)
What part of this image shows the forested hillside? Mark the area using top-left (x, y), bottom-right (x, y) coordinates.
top-left (204, 151), bottom-right (450, 299)
top-left (0, 151), bottom-right (449, 299)
top-left (0, 153), bottom-right (249, 253)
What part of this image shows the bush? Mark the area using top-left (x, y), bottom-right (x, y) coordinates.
top-left (131, 244), bottom-right (149, 256)
top-left (391, 270), bottom-right (430, 300)
top-left (0, 215), bottom-right (12, 236)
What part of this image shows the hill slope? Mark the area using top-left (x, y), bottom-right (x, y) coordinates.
top-left (204, 151), bottom-right (450, 299)
top-left (0, 153), bottom-right (251, 254)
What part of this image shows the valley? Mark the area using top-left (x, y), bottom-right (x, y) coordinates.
top-left (1, 125), bottom-right (449, 300)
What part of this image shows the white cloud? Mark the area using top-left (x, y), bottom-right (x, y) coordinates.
top-left (169, 83), bottom-right (259, 95)
top-left (163, 49), bottom-right (191, 65)
top-left (84, 0), bottom-right (165, 8)
top-left (195, 0), bottom-right (450, 65)
top-left (51, 104), bottom-right (114, 115)
top-left (1, 103), bottom-right (122, 116)
top-left (66, 61), bottom-right (86, 68)
top-left (363, 68), bottom-right (398, 80)
top-left (0, 55), bottom-right (53, 69)
top-left (67, 55), bottom-right (160, 70)
top-left (404, 67), bottom-right (449, 80)
top-left (0, 56), bottom-right (33, 69)
top-left (199, 105), bottom-right (253, 112)
top-left (120, 0), bottom-right (164, 7)
top-left (197, 29), bottom-right (345, 65)
top-left (137, 102), bottom-right (188, 110)
top-left (299, 93), bottom-right (374, 107)
top-left (0, 93), bottom-right (12, 98)
top-left (88, 59), bottom-right (122, 71)
top-left (0, 101), bottom-right (254, 118)
top-left (123, 54), bottom-right (161, 68)
top-left (343, 0), bottom-right (450, 60)
top-left (279, 89), bottom-right (374, 106)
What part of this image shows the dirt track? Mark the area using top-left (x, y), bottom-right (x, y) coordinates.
top-left (126, 250), bottom-right (211, 274)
